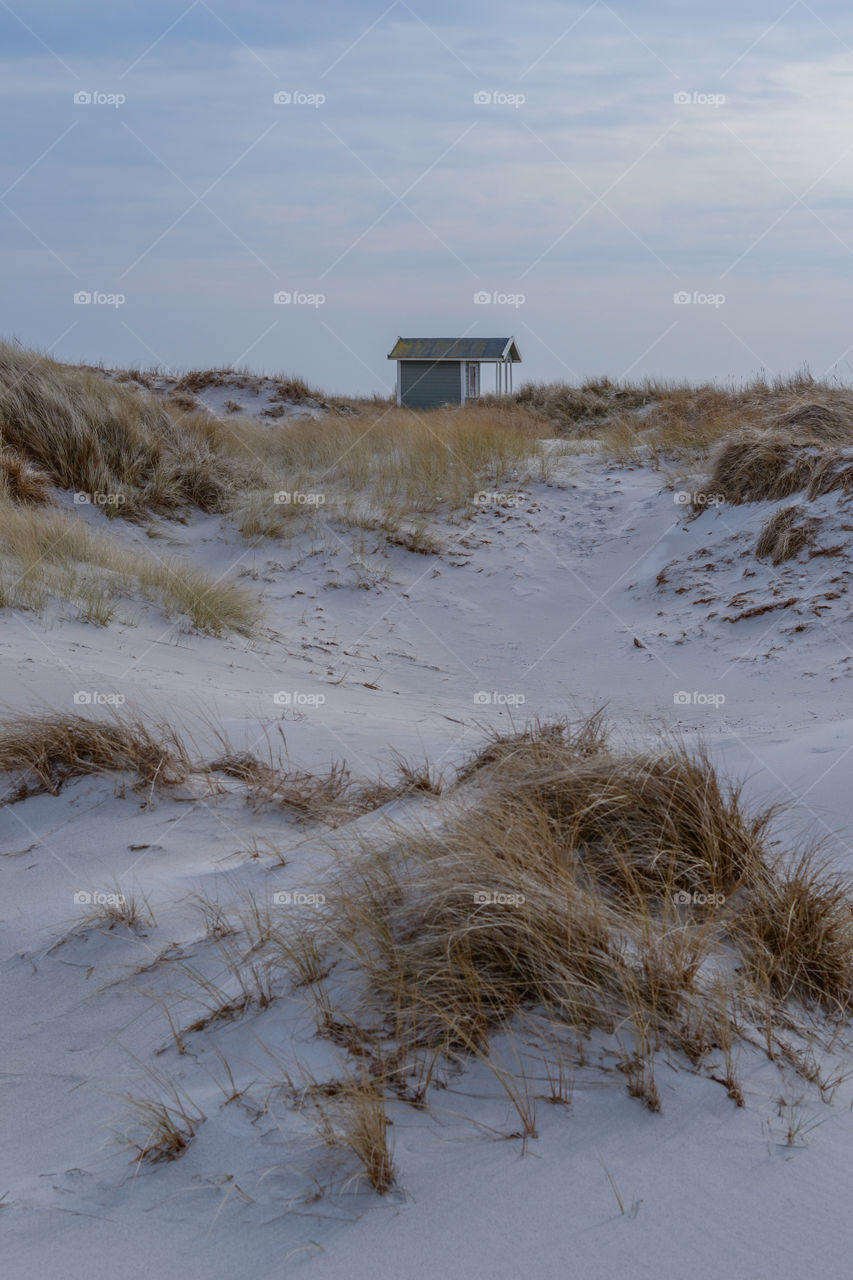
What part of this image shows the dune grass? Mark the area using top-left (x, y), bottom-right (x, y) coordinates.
top-left (262, 716), bottom-right (853, 1119)
top-left (0, 499), bottom-right (260, 632)
top-left (0, 710), bottom-right (188, 800)
top-left (755, 504), bottom-right (820, 565)
top-left (223, 401), bottom-right (546, 546)
top-left (15, 707), bottom-right (845, 1164)
top-left (0, 341), bottom-right (239, 517)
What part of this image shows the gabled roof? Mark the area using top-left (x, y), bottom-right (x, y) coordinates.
top-left (387, 337), bottom-right (521, 362)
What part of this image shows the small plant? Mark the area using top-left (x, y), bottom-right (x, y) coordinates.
top-left (736, 850), bottom-right (853, 1012)
top-left (0, 710), bottom-right (189, 801)
top-left (189, 892), bottom-right (238, 940)
top-left (119, 1076), bottom-right (205, 1164)
top-left (312, 1072), bottom-right (397, 1194)
top-left (78, 886), bottom-right (154, 933)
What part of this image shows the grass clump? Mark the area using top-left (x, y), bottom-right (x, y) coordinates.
top-left (755, 505), bottom-right (819, 565)
top-left (0, 710), bottom-right (188, 800)
top-left (0, 341), bottom-right (236, 517)
top-left (736, 851), bottom-right (853, 1013)
top-left (312, 1072), bottom-right (397, 1194)
top-left (279, 716), bottom-right (853, 1120)
top-left (119, 1077), bottom-right (205, 1165)
top-left (0, 449), bottom-right (52, 505)
top-left (0, 500), bottom-right (260, 633)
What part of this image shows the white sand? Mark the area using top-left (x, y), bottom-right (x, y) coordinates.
top-left (3, 443), bottom-right (852, 1279)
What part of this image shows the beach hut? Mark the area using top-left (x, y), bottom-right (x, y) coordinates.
top-left (387, 337), bottom-right (521, 409)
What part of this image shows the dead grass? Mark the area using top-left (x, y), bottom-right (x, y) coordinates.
top-left (755, 505), bottom-right (819, 565)
top-left (736, 850), bottom-right (853, 1013)
top-left (0, 342), bottom-right (238, 517)
top-left (311, 1071), bottom-right (397, 1193)
top-left (0, 499), bottom-right (260, 633)
top-left (226, 404), bottom-right (544, 549)
top-left (505, 372), bottom-right (853, 464)
top-left (272, 716), bottom-right (853, 1119)
top-left (77, 886), bottom-right (155, 932)
top-left (205, 732), bottom-right (440, 827)
top-left (0, 710), bottom-right (188, 800)
top-left (0, 450), bottom-right (52, 505)
top-left (699, 410), bottom-right (853, 506)
top-left (118, 1073), bottom-right (205, 1164)
top-left (455, 712), bottom-right (608, 783)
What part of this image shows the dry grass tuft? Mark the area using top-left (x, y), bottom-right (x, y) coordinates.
top-left (0, 342), bottom-right (237, 517)
top-left (0, 449), bottom-right (52, 504)
top-left (455, 711), bottom-right (607, 784)
top-left (312, 1072), bottom-right (397, 1194)
top-left (736, 851), bottom-right (853, 1013)
top-left (0, 500), bottom-right (260, 633)
top-left (755, 505), bottom-right (819, 565)
top-left (77, 886), bottom-right (154, 932)
top-left (0, 711), bottom-right (188, 800)
top-left (700, 414), bottom-right (853, 507)
top-left (702, 428), bottom-right (823, 504)
top-left (119, 1077), bottom-right (205, 1164)
top-left (275, 716), bottom-right (853, 1121)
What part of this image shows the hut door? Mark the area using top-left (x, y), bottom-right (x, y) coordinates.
top-left (466, 362), bottom-right (479, 400)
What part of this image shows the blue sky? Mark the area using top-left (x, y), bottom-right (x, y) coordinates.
top-left (3, 0), bottom-right (853, 393)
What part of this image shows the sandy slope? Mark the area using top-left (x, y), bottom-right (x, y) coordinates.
top-left (2, 446), bottom-right (853, 1279)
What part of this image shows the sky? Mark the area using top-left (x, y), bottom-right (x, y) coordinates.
top-left (3, 0), bottom-right (853, 394)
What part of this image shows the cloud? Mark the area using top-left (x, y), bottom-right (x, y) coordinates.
top-left (3, 1), bottom-right (853, 388)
